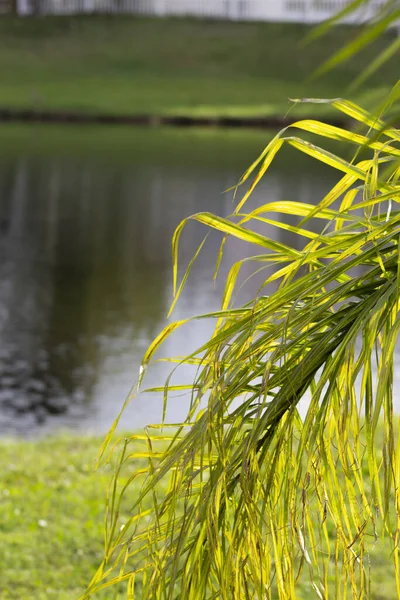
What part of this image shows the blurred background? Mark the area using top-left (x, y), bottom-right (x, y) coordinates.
top-left (4, 0), bottom-right (393, 22)
top-left (0, 1), bottom-right (397, 436)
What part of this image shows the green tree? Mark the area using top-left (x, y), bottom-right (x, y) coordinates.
top-left (82, 2), bottom-right (400, 598)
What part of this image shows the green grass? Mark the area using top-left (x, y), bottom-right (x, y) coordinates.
top-left (0, 15), bottom-right (397, 119)
top-left (0, 435), bottom-right (147, 600)
top-left (0, 430), bottom-right (398, 599)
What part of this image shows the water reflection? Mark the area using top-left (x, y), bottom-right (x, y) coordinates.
top-left (0, 128), bottom-right (338, 435)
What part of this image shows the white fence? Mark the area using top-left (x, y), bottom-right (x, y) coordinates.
top-left (16, 0), bottom-right (394, 25)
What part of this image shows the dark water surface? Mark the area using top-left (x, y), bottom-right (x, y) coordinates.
top-left (0, 125), bottom-right (348, 435)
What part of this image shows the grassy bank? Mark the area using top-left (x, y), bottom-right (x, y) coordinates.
top-left (0, 16), bottom-right (398, 120)
top-left (0, 432), bottom-right (399, 599)
top-left (0, 435), bottom-right (142, 600)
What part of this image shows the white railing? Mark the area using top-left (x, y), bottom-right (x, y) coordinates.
top-left (16, 0), bottom-right (396, 25)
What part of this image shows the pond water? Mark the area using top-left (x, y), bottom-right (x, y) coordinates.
top-left (0, 125), bottom-right (389, 436)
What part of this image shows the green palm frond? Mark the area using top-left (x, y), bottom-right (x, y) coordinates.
top-left (82, 100), bottom-right (400, 599)
top-left (307, 0), bottom-right (400, 86)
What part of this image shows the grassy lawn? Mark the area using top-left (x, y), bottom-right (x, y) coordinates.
top-left (0, 435), bottom-right (142, 600)
top-left (0, 16), bottom-right (397, 119)
top-left (0, 431), bottom-right (399, 599)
